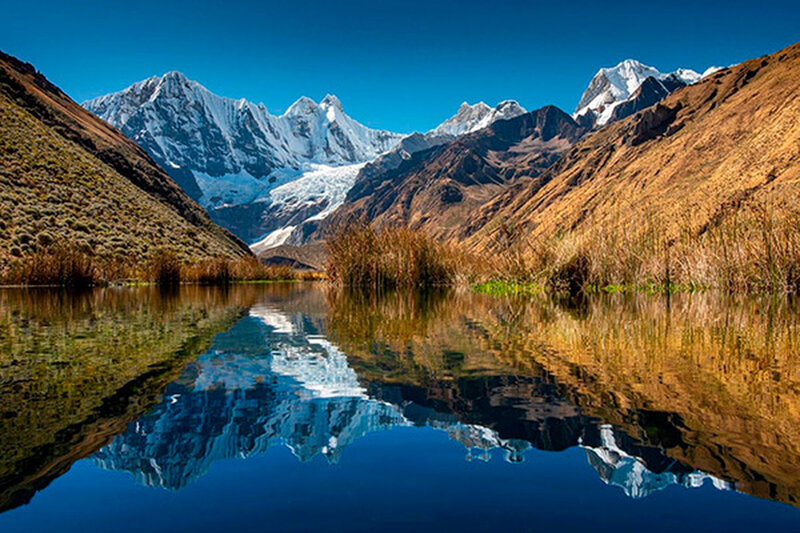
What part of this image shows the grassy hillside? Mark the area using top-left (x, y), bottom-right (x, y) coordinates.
top-left (462, 42), bottom-right (800, 291)
top-left (0, 51), bottom-right (250, 278)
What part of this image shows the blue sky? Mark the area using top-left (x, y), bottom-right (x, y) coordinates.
top-left (3, 0), bottom-right (798, 132)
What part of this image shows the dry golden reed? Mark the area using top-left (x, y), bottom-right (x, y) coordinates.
top-left (325, 224), bottom-right (467, 289)
top-left (1, 246), bottom-right (311, 286)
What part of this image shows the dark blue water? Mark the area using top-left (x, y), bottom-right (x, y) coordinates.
top-left (1, 286), bottom-right (798, 531)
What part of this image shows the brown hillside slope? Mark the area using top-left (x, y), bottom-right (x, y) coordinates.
top-left (463, 42), bottom-right (800, 256)
top-left (303, 106), bottom-right (586, 244)
top-left (0, 51), bottom-right (250, 268)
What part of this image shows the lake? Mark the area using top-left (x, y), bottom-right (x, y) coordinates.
top-left (1, 284), bottom-right (799, 532)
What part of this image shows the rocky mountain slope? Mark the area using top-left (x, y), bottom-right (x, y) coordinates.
top-left (462, 42), bottom-right (800, 252)
top-left (250, 100), bottom-right (527, 249)
top-left (288, 105), bottom-right (587, 244)
top-left (0, 51), bottom-right (249, 267)
top-left (84, 74), bottom-right (527, 246)
top-left (574, 59), bottom-right (721, 127)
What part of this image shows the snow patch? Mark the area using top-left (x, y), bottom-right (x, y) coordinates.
top-left (251, 226), bottom-right (296, 253)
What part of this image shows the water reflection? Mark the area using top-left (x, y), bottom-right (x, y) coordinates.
top-left (327, 290), bottom-right (800, 505)
top-left (0, 286), bottom-right (265, 510)
top-left (1, 285), bottom-right (799, 519)
top-left (92, 311), bottom-right (405, 489)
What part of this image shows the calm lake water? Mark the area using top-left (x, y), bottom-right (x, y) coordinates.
top-left (1, 284), bottom-right (799, 531)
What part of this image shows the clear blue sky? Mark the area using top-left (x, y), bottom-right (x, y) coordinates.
top-left (3, 0), bottom-right (798, 132)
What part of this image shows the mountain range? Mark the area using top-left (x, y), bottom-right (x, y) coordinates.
top-left (81, 56), bottom-right (715, 251)
top-left (458, 42), bottom-right (800, 253)
top-left (7, 40), bottom-right (791, 278)
top-left (292, 105), bottom-right (587, 246)
top-left (83, 77), bottom-right (528, 245)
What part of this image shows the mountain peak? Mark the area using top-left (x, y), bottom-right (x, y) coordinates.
top-left (154, 71), bottom-right (194, 92)
top-left (495, 100), bottom-right (526, 115)
top-left (161, 70), bottom-right (189, 82)
top-left (285, 96), bottom-right (319, 116)
top-left (616, 58), bottom-right (647, 69)
top-left (320, 94), bottom-right (343, 110)
top-left (575, 58), bottom-right (721, 127)
top-left (433, 100), bottom-right (525, 137)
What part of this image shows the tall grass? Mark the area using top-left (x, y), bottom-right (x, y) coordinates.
top-left (326, 224), bottom-right (462, 289)
top-left (148, 249), bottom-right (182, 286)
top-left (490, 199), bottom-right (800, 294)
top-left (1, 247), bottom-right (311, 287)
top-left (326, 204), bottom-right (800, 295)
top-left (5, 245), bottom-right (97, 287)
top-left (181, 256), bottom-right (304, 284)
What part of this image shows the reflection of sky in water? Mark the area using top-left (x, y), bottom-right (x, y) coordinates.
top-left (93, 306), bottom-right (732, 500)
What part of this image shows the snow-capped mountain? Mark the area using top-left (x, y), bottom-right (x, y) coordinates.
top-left (84, 73), bottom-right (525, 247)
top-left (83, 72), bottom-right (404, 209)
top-left (255, 99), bottom-right (528, 249)
top-left (433, 100), bottom-right (527, 136)
top-left (574, 59), bottom-right (723, 127)
top-left (583, 425), bottom-right (733, 499)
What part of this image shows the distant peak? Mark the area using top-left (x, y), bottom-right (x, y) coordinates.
top-left (157, 71), bottom-right (192, 86)
top-left (619, 58), bottom-right (646, 68)
top-left (320, 94), bottom-right (342, 110)
top-left (285, 96), bottom-right (319, 116)
top-left (458, 101), bottom-right (491, 111)
top-left (150, 71), bottom-right (196, 95)
top-left (433, 100), bottom-right (524, 136)
top-left (495, 100), bottom-right (523, 112)
top-left (701, 66), bottom-right (725, 78)
top-left (162, 70), bottom-right (188, 80)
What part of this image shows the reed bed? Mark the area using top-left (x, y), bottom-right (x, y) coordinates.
top-left (5, 198), bottom-right (799, 293)
top-left (182, 257), bottom-right (307, 284)
top-left (326, 199), bottom-right (800, 295)
top-left (1, 247), bottom-right (312, 287)
top-left (3, 245), bottom-right (98, 287)
top-left (485, 199), bottom-right (800, 294)
top-left (326, 224), bottom-right (466, 289)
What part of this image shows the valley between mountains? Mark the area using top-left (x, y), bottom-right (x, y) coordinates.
top-left (2, 41), bottom-right (799, 291)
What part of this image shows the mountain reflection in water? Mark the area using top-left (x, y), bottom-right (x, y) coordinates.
top-left (1, 284), bottom-right (799, 528)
